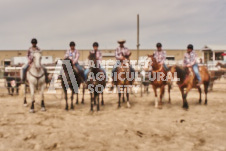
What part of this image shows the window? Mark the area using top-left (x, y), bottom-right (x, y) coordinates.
top-left (166, 56), bottom-right (175, 60)
top-left (215, 52), bottom-right (224, 60)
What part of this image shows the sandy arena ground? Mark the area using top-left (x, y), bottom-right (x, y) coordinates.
top-left (0, 79), bottom-right (226, 151)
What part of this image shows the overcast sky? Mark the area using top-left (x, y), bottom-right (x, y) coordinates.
top-left (0, 0), bottom-right (225, 50)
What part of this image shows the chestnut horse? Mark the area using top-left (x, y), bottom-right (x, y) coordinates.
top-left (148, 55), bottom-right (171, 109)
top-left (114, 54), bottom-right (134, 108)
top-left (170, 65), bottom-right (210, 109)
top-left (87, 52), bottom-right (106, 111)
top-left (61, 58), bottom-right (85, 110)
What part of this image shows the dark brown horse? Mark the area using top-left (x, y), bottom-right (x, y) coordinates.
top-left (61, 58), bottom-right (85, 110)
top-left (87, 52), bottom-right (106, 111)
top-left (114, 54), bottom-right (134, 108)
top-left (170, 65), bottom-right (210, 109)
top-left (148, 55), bottom-right (171, 109)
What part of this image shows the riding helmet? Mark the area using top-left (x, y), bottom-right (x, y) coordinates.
top-left (93, 42), bottom-right (99, 47)
top-left (69, 41), bottom-right (76, 46)
top-left (187, 44), bottom-right (193, 50)
top-left (156, 42), bottom-right (162, 48)
top-left (31, 38), bottom-right (38, 44)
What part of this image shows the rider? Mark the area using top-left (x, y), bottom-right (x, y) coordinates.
top-left (84, 42), bottom-right (106, 81)
top-left (153, 42), bottom-right (168, 71)
top-left (64, 41), bottom-right (85, 81)
top-left (183, 44), bottom-right (202, 86)
top-left (111, 39), bottom-right (135, 83)
top-left (22, 38), bottom-right (48, 83)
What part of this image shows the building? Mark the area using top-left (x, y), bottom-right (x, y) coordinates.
top-left (201, 45), bottom-right (226, 63)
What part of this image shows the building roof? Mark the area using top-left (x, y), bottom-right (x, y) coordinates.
top-left (202, 45), bottom-right (226, 51)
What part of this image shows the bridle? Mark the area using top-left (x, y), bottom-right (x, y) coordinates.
top-left (29, 53), bottom-right (45, 83)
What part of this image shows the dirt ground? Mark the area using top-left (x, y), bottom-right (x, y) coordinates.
top-left (0, 79), bottom-right (226, 151)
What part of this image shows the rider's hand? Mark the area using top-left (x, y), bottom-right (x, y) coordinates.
top-left (119, 56), bottom-right (124, 60)
top-left (187, 64), bottom-right (191, 67)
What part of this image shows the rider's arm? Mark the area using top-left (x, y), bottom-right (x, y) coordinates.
top-left (27, 48), bottom-right (32, 64)
top-left (98, 51), bottom-right (102, 61)
top-left (160, 51), bottom-right (166, 65)
top-left (73, 51), bottom-right (80, 64)
top-left (115, 48), bottom-right (123, 60)
top-left (189, 51), bottom-right (197, 66)
top-left (124, 47), bottom-right (131, 56)
top-left (183, 53), bottom-right (188, 67)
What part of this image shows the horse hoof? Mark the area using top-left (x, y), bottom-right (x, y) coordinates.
top-left (41, 108), bottom-right (46, 112)
top-left (24, 104), bottom-right (28, 107)
top-left (182, 106), bottom-right (189, 110)
top-left (76, 102), bottom-right (79, 105)
top-left (30, 109), bottom-right (35, 113)
top-left (158, 106), bottom-right (162, 109)
top-left (65, 107), bottom-right (69, 111)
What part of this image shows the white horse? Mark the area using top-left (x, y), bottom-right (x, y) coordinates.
top-left (23, 52), bottom-right (46, 113)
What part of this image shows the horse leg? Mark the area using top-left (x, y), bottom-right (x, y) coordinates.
top-left (64, 89), bottom-right (68, 110)
top-left (11, 88), bottom-right (14, 96)
top-left (90, 92), bottom-right (94, 111)
top-left (30, 85), bottom-right (35, 113)
top-left (97, 93), bottom-right (100, 111)
top-left (183, 85), bottom-right (192, 109)
top-left (126, 87), bottom-right (130, 108)
top-left (204, 82), bottom-right (208, 105)
top-left (122, 86), bottom-right (125, 103)
top-left (40, 84), bottom-right (46, 111)
top-left (153, 86), bottom-right (158, 108)
top-left (82, 83), bottom-right (85, 104)
top-left (179, 87), bottom-right (187, 109)
top-left (168, 83), bottom-right (171, 104)
top-left (7, 86), bottom-right (10, 95)
top-left (16, 87), bottom-right (19, 95)
top-left (76, 92), bottom-right (79, 104)
top-left (197, 86), bottom-right (202, 104)
top-left (24, 84), bottom-right (27, 106)
top-left (93, 88), bottom-right (96, 105)
top-left (71, 91), bottom-right (74, 110)
top-left (101, 92), bottom-right (104, 106)
top-left (159, 86), bottom-right (165, 109)
top-left (118, 87), bottom-right (121, 108)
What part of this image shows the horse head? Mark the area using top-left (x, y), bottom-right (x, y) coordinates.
top-left (32, 52), bottom-right (42, 71)
top-left (147, 54), bottom-right (159, 70)
top-left (88, 52), bottom-right (100, 72)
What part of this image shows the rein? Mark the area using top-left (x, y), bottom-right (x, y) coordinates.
top-left (29, 55), bottom-right (45, 84)
top-left (29, 70), bottom-right (45, 83)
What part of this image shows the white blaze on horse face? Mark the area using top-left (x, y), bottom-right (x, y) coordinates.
top-left (33, 52), bottom-right (42, 70)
